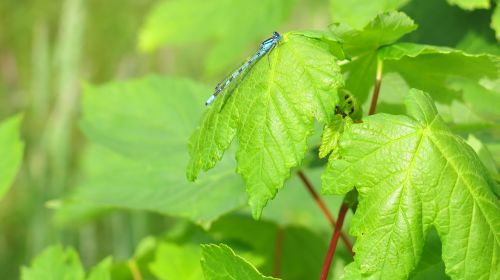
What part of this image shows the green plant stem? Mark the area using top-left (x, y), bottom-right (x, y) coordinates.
top-left (128, 259), bottom-right (143, 280)
top-left (297, 171), bottom-right (353, 255)
top-left (273, 227), bottom-right (284, 278)
top-left (320, 203), bottom-right (349, 280)
top-left (368, 59), bottom-right (383, 115)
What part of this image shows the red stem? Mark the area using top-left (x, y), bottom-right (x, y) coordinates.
top-left (368, 59), bottom-right (383, 115)
top-left (320, 203), bottom-right (349, 280)
top-left (273, 227), bottom-right (284, 277)
top-left (297, 171), bottom-right (353, 256)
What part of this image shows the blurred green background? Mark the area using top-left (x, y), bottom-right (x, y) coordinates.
top-left (0, 0), bottom-right (498, 279)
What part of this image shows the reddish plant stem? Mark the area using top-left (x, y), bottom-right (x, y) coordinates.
top-left (368, 59), bottom-right (383, 115)
top-left (273, 227), bottom-right (284, 278)
top-left (297, 171), bottom-right (353, 256)
top-left (320, 203), bottom-right (349, 280)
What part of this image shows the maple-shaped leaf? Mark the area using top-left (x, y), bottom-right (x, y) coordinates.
top-left (187, 33), bottom-right (344, 218)
top-left (322, 89), bottom-right (500, 279)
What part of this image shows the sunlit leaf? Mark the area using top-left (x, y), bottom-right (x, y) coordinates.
top-left (201, 244), bottom-right (278, 280)
top-left (0, 114), bottom-right (24, 200)
top-left (330, 11), bottom-right (417, 56)
top-left (329, 0), bottom-right (410, 29)
top-left (187, 33), bottom-right (344, 218)
top-left (149, 242), bottom-right (203, 280)
top-left (331, 12), bottom-right (500, 129)
top-left (446, 0), bottom-right (490, 10)
top-left (322, 89), bottom-right (500, 279)
top-left (330, 11), bottom-right (416, 104)
top-left (379, 43), bottom-right (500, 126)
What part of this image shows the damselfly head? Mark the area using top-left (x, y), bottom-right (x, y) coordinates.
top-left (273, 31), bottom-right (281, 40)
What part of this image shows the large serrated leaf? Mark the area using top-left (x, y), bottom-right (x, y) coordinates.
top-left (187, 33), bottom-right (344, 218)
top-left (67, 75), bottom-right (246, 226)
top-left (322, 89), bottom-right (500, 279)
top-left (378, 43), bottom-right (500, 124)
top-left (334, 11), bottom-right (500, 128)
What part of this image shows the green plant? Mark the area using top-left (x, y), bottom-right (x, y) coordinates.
top-left (3, 0), bottom-right (499, 279)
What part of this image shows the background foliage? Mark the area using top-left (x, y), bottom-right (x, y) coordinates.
top-left (0, 0), bottom-right (498, 279)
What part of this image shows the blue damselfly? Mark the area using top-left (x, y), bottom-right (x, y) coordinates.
top-left (205, 31), bottom-right (282, 106)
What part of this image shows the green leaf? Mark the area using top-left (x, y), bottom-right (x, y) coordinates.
top-left (467, 134), bottom-right (500, 196)
top-left (446, 0), bottom-right (490, 10)
top-left (149, 242), bottom-right (203, 280)
top-left (402, 0), bottom-right (493, 46)
top-left (201, 244), bottom-right (278, 280)
top-left (187, 33), bottom-right (344, 218)
top-left (21, 245), bottom-right (85, 280)
top-left (21, 245), bottom-right (112, 280)
top-left (86, 257), bottom-right (112, 280)
top-left (319, 115), bottom-right (348, 159)
top-left (409, 229), bottom-right (449, 280)
top-left (455, 31), bottom-right (500, 55)
top-left (379, 44), bottom-right (500, 98)
top-left (330, 11), bottom-right (417, 56)
top-left (138, 0), bottom-right (293, 74)
top-left (75, 75), bottom-right (246, 226)
top-left (332, 11), bottom-right (500, 128)
top-left (331, 12), bottom-right (417, 105)
top-left (493, 4), bottom-right (500, 41)
top-left (322, 89), bottom-right (500, 279)
top-left (342, 31), bottom-right (500, 128)
top-left (0, 114), bottom-right (24, 200)
top-left (329, 0), bottom-right (410, 29)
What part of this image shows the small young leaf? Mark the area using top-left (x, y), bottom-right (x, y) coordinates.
top-left (201, 244), bottom-right (279, 280)
top-left (188, 33), bottom-right (344, 218)
top-left (0, 114), bottom-right (24, 201)
top-left (322, 89), bottom-right (500, 279)
top-left (319, 114), bottom-right (347, 159)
